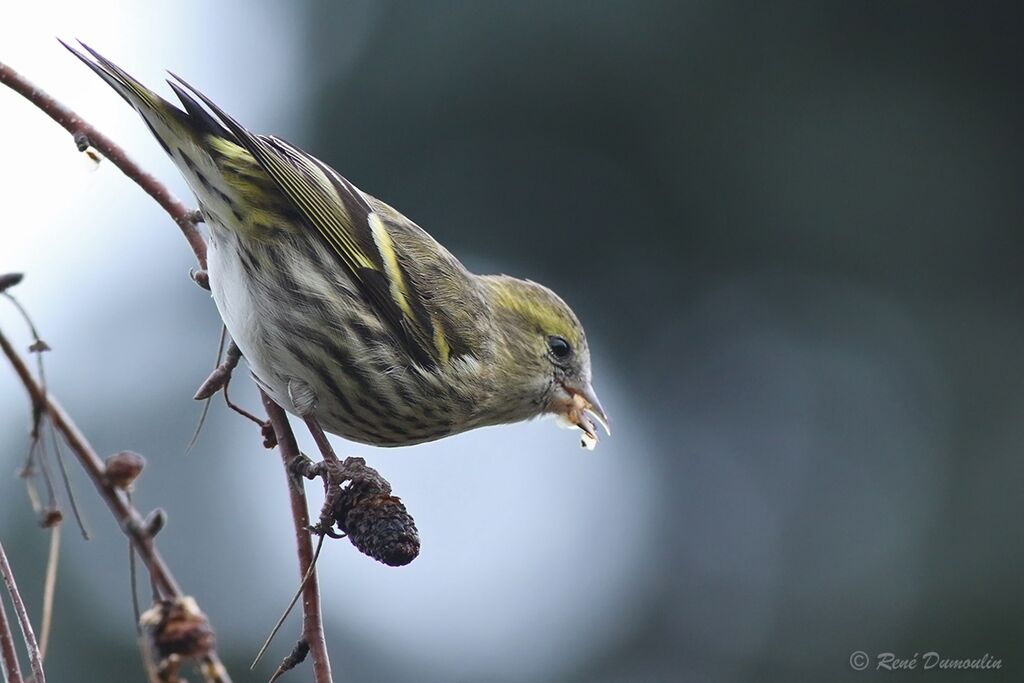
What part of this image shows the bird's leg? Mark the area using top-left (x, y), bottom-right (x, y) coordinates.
top-left (303, 415), bottom-right (341, 465)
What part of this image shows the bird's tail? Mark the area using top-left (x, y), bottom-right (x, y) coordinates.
top-left (59, 40), bottom-right (230, 157)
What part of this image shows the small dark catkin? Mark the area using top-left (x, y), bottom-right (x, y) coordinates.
top-left (329, 458), bottom-right (420, 567)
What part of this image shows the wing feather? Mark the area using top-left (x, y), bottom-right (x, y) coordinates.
top-left (169, 75), bottom-right (445, 367)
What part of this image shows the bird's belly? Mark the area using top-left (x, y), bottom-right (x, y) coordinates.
top-left (207, 227), bottom-right (290, 404)
top-left (206, 226), bottom-right (467, 447)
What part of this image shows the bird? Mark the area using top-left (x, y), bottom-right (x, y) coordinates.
top-left (61, 41), bottom-right (609, 449)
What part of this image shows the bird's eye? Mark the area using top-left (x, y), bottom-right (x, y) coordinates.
top-left (548, 335), bottom-right (572, 361)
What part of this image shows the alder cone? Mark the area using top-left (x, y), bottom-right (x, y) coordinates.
top-left (331, 462), bottom-right (420, 567)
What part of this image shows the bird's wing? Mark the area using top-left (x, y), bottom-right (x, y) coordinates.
top-left (369, 201), bottom-right (486, 364)
top-left (171, 76), bottom-right (451, 368)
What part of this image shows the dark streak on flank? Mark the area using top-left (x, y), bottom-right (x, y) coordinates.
top-left (263, 242), bottom-right (301, 295)
top-left (349, 318), bottom-right (390, 350)
top-left (177, 147), bottom-right (215, 190)
top-left (298, 318), bottom-right (404, 421)
top-left (282, 340), bottom-right (352, 427)
top-left (293, 233), bottom-right (364, 306)
top-left (358, 399), bottom-right (384, 419)
top-left (380, 419), bottom-right (404, 435)
top-left (236, 241), bottom-right (260, 278)
top-left (282, 324), bottom-right (386, 432)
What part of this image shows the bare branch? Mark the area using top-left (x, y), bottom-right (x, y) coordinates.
top-left (0, 60), bottom-right (207, 269)
top-left (261, 394), bottom-right (333, 683)
top-left (0, 585), bottom-right (24, 683)
top-left (268, 639), bottom-right (310, 683)
top-left (251, 534), bottom-right (324, 672)
top-left (38, 525), bottom-right (60, 660)
top-left (0, 540), bottom-right (44, 682)
top-left (187, 327), bottom-right (228, 452)
top-left (0, 329), bottom-right (231, 683)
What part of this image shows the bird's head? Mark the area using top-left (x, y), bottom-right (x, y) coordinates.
top-left (481, 275), bottom-right (609, 448)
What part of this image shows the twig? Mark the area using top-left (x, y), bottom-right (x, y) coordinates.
top-left (38, 525), bottom-right (60, 660)
top-left (268, 639), bottom-right (310, 683)
top-left (127, 493), bottom-right (144, 635)
top-left (187, 326), bottom-right (227, 453)
top-left (0, 329), bottom-right (231, 683)
top-left (251, 534), bottom-right (324, 672)
top-left (0, 539), bottom-right (44, 683)
top-left (0, 585), bottom-right (23, 683)
top-left (26, 432), bottom-right (58, 527)
top-left (0, 59), bottom-right (206, 269)
top-left (261, 394), bottom-right (332, 683)
top-left (45, 418), bottom-right (89, 539)
top-left (193, 340), bottom-right (265, 427)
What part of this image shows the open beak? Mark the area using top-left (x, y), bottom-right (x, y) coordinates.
top-left (558, 379), bottom-right (611, 449)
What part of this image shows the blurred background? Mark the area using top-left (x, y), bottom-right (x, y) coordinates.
top-left (1, 2), bottom-right (1022, 681)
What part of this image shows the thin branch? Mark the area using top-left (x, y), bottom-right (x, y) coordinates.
top-left (0, 586), bottom-right (23, 683)
top-left (0, 59), bottom-right (207, 269)
top-left (27, 431), bottom-right (58, 523)
top-left (38, 525), bottom-right (60, 660)
top-left (0, 329), bottom-right (231, 683)
top-left (127, 493), bottom-right (144, 635)
top-left (187, 326), bottom-right (227, 453)
top-left (0, 540), bottom-right (44, 683)
top-left (45, 417), bottom-right (89, 539)
top-left (4, 289), bottom-right (91, 541)
top-left (251, 534), bottom-right (324, 672)
top-left (261, 394), bottom-right (333, 683)
top-left (268, 639), bottom-right (310, 683)
top-left (193, 340), bottom-right (266, 427)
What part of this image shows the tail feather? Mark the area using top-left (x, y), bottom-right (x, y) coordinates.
top-left (165, 78), bottom-right (231, 140)
top-left (61, 40), bottom-right (276, 237)
top-left (60, 40), bottom-right (174, 116)
top-left (59, 39), bottom-right (231, 152)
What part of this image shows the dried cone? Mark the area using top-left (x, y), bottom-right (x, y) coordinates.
top-left (140, 596), bottom-right (216, 663)
top-left (331, 458), bottom-right (420, 567)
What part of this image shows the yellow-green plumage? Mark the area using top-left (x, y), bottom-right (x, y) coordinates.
top-left (62, 41), bottom-right (608, 447)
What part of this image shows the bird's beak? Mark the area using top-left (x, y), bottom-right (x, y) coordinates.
top-left (557, 379), bottom-right (611, 449)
